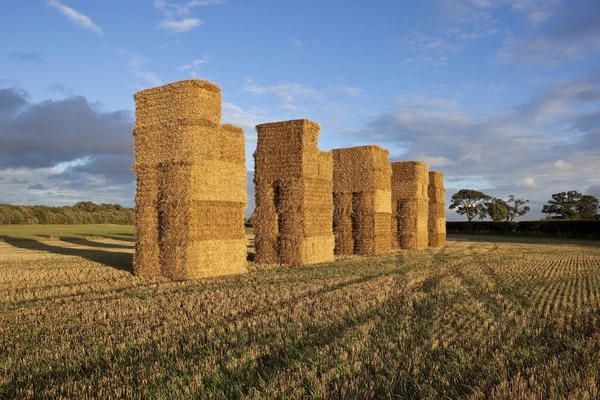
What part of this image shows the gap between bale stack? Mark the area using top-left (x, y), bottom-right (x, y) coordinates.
top-left (132, 79), bottom-right (247, 280)
top-left (253, 119), bottom-right (334, 266)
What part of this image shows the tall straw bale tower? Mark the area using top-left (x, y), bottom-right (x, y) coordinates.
top-left (253, 119), bottom-right (334, 266)
top-left (132, 79), bottom-right (247, 280)
top-left (428, 171), bottom-right (446, 247)
top-left (332, 146), bottom-right (392, 256)
top-left (391, 161), bottom-right (430, 250)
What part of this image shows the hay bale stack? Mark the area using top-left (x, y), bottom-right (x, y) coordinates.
top-left (391, 161), bottom-right (429, 250)
top-left (428, 171), bottom-right (446, 247)
top-left (132, 79), bottom-right (247, 280)
top-left (332, 146), bottom-right (392, 256)
top-left (253, 119), bottom-right (334, 266)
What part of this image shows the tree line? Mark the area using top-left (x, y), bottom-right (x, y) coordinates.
top-left (0, 202), bottom-right (134, 225)
top-left (449, 190), bottom-right (600, 222)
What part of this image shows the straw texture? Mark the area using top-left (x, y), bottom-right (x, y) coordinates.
top-left (391, 161), bottom-right (430, 250)
top-left (332, 146), bottom-right (392, 256)
top-left (133, 79), bottom-right (247, 280)
top-left (428, 171), bottom-right (447, 247)
top-left (253, 119), bottom-right (334, 266)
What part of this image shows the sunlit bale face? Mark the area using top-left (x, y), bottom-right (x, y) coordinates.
top-left (253, 119), bottom-right (334, 266)
top-left (331, 145), bottom-right (392, 256)
top-left (132, 79), bottom-right (247, 280)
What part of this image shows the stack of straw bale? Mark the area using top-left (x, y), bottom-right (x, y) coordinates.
top-left (133, 79), bottom-right (247, 280)
top-left (253, 119), bottom-right (334, 266)
top-left (332, 146), bottom-right (392, 256)
top-left (428, 171), bottom-right (446, 247)
top-left (391, 161), bottom-right (429, 250)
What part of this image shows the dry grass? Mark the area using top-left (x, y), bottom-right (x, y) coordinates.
top-left (1, 226), bottom-right (600, 399)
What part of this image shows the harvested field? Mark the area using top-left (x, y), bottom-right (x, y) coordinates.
top-left (1, 226), bottom-right (600, 399)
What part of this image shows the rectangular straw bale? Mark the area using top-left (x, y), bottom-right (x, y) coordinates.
top-left (253, 119), bottom-right (334, 266)
top-left (374, 213), bottom-right (392, 255)
top-left (333, 192), bottom-right (354, 255)
top-left (133, 79), bottom-right (247, 280)
top-left (391, 161), bottom-right (429, 250)
top-left (184, 239), bottom-right (247, 279)
top-left (428, 171), bottom-right (446, 247)
top-left (302, 235), bottom-right (335, 265)
top-left (133, 121), bottom-right (245, 166)
top-left (332, 145), bottom-right (391, 256)
top-left (134, 79), bottom-right (222, 126)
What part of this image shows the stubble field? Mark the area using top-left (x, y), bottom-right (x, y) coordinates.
top-left (1, 225), bottom-right (600, 399)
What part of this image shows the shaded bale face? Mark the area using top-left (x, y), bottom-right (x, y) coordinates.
top-left (332, 146), bottom-right (392, 256)
top-left (132, 79), bottom-right (247, 280)
top-left (253, 119), bottom-right (334, 266)
top-left (391, 161), bottom-right (429, 250)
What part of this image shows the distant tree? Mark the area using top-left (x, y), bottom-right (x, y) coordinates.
top-left (449, 189), bottom-right (492, 222)
top-left (541, 191), bottom-right (596, 220)
top-left (506, 195), bottom-right (530, 222)
top-left (577, 195), bottom-right (600, 220)
top-left (483, 198), bottom-right (510, 222)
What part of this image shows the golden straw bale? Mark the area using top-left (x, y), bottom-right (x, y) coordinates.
top-left (134, 80), bottom-right (221, 127)
top-left (331, 146), bottom-right (392, 256)
top-left (391, 161), bottom-right (429, 250)
top-left (132, 79), bottom-right (247, 280)
top-left (253, 119), bottom-right (334, 266)
top-left (428, 171), bottom-right (446, 247)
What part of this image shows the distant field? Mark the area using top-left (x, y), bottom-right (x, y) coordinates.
top-left (1, 225), bottom-right (600, 398)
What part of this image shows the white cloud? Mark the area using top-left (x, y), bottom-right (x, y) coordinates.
top-left (291, 37), bottom-right (303, 48)
top-left (47, 0), bottom-right (104, 37)
top-left (418, 156), bottom-right (457, 167)
top-left (128, 56), bottom-right (162, 87)
top-left (158, 18), bottom-right (203, 33)
top-left (511, 0), bottom-right (558, 25)
top-left (178, 56), bottom-right (209, 74)
top-left (154, 0), bottom-right (225, 31)
top-left (554, 160), bottom-right (575, 171)
top-left (221, 102), bottom-right (270, 136)
top-left (337, 85), bottom-right (362, 96)
top-left (520, 176), bottom-right (540, 188)
top-left (243, 78), bottom-right (318, 104)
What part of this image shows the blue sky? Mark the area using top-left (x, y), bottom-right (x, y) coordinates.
top-left (1, 0), bottom-right (599, 220)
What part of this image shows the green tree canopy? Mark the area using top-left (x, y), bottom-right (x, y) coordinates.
top-left (449, 189), bottom-right (492, 222)
top-left (542, 191), bottom-right (599, 220)
top-left (483, 198), bottom-right (510, 222)
top-left (577, 195), bottom-right (599, 220)
top-left (506, 195), bottom-right (530, 222)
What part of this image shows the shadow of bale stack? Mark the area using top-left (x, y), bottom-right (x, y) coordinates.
top-left (332, 146), bottom-right (392, 256)
top-left (428, 171), bottom-right (447, 247)
top-left (253, 119), bottom-right (334, 266)
top-left (132, 79), bottom-right (247, 280)
top-left (391, 161), bottom-right (430, 250)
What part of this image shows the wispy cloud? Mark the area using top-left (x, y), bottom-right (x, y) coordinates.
top-left (337, 85), bottom-right (362, 96)
top-left (352, 72), bottom-right (600, 218)
top-left (154, 0), bottom-right (226, 33)
top-left (243, 78), bottom-right (319, 104)
top-left (158, 18), bottom-right (203, 33)
top-left (128, 56), bottom-right (162, 87)
top-left (46, 0), bottom-right (104, 37)
top-left (6, 52), bottom-right (43, 63)
top-left (492, 2), bottom-right (600, 67)
top-left (178, 56), bottom-right (209, 76)
top-left (291, 37), bottom-right (303, 48)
